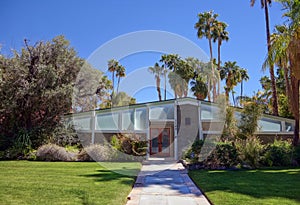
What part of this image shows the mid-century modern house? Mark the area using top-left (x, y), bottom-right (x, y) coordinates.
top-left (67, 97), bottom-right (295, 160)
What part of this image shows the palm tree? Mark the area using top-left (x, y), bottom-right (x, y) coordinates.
top-left (212, 21), bottom-right (229, 96)
top-left (107, 59), bottom-right (118, 99)
top-left (251, 0), bottom-right (279, 116)
top-left (116, 64), bottom-right (126, 94)
top-left (148, 62), bottom-right (164, 101)
top-left (190, 75), bottom-right (208, 100)
top-left (239, 68), bottom-right (249, 103)
top-left (263, 0), bottom-right (300, 145)
top-left (220, 61), bottom-right (242, 104)
top-left (195, 11), bottom-right (218, 101)
top-left (163, 65), bottom-right (168, 100)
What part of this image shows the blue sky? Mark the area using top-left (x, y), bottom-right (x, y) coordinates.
top-left (0, 0), bottom-right (285, 103)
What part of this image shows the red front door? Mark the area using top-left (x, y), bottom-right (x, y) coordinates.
top-left (150, 128), bottom-right (170, 157)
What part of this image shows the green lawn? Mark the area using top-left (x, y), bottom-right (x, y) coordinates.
top-left (189, 168), bottom-right (300, 205)
top-left (0, 161), bottom-right (141, 205)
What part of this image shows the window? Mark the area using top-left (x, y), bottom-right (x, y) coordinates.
top-left (96, 113), bottom-right (119, 130)
top-left (149, 104), bottom-right (174, 120)
top-left (135, 108), bottom-right (147, 130)
top-left (258, 118), bottom-right (281, 132)
top-left (121, 110), bottom-right (134, 130)
top-left (72, 117), bottom-right (91, 130)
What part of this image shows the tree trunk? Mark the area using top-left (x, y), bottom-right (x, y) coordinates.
top-left (264, 0), bottom-right (279, 116)
top-left (240, 80), bottom-right (243, 106)
top-left (293, 79), bottom-right (299, 146)
top-left (116, 76), bottom-right (120, 94)
top-left (217, 39), bottom-right (221, 96)
top-left (208, 37), bottom-right (216, 102)
top-left (156, 77), bottom-right (162, 101)
top-left (164, 71), bottom-right (167, 100)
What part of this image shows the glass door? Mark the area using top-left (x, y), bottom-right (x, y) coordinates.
top-left (150, 128), bottom-right (170, 157)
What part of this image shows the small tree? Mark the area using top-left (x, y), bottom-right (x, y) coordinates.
top-left (238, 100), bottom-right (263, 139)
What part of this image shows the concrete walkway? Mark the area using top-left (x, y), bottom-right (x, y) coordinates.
top-left (126, 160), bottom-right (211, 205)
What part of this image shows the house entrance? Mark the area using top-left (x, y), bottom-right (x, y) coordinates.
top-left (150, 128), bottom-right (170, 157)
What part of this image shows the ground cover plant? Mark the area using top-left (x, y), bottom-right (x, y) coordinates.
top-left (189, 168), bottom-right (300, 205)
top-left (0, 161), bottom-right (141, 205)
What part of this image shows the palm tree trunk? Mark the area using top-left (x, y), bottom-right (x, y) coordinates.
top-left (232, 90), bottom-right (236, 107)
top-left (264, 0), bottom-right (279, 116)
top-left (208, 37), bottom-right (216, 102)
top-left (111, 71), bottom-right (115, 102)
top-left (292, 78), bottom-right (299, 146)
top-left (156, 77), bottom-right (162, 101)
top-left (240, 80), bottom-right (243, 106)
top-left (116, 76), bottom-right (120, 94)
top-left (217, 39), bottom-right (221, 96)
top-left (164, 70), bottom-right (167, 100)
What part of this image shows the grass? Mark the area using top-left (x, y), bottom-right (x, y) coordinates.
top-left (0, 161), bottom-right (141, 205)
top-left (189, 168), bottom-right (300, 205)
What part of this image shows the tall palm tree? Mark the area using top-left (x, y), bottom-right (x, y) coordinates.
top-left (212, 21), bottom-right (229, 96)
top-left (163, 65), bottom-right (168, 100)
top-left (107, 59), bottom-right (118, 100)
top-left (251, 0), bottom-right (279, 116)
top-left (264, 0), bottom-right (300, 145)
top-left (239, 68), bottom-right (249, 103)
top-left (220, 61), bottom-right (242, 104)
top-left (148, 62), bottom-right (164, 101)
top-left (195, 11), bottom-right (218, 101)
top-left (116, 64), bottom-right (126, 94)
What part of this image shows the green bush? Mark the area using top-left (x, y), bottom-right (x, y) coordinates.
top-left (36, 144), bottom-right (75, 161)
top-left (294, 145), bottom-right (300, 165)
top-left (110, 134), bottom-right (147, 156)
top-left (204, 141), bottom-right (238, 169)
top-left (183, 139), bottom-right (204, 163)
top-left (263, 140), bottom-right (294, 167)
top-left (236, 137), bottom-right (265, 168)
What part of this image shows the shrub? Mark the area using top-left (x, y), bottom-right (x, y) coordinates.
top-left (110, 134), bottom-right (147, 156)
top-left (204, 141), bottom-right (238, 169)
top-left (237, 101), bottom-right (263, 139)
top-left (263, 140), bottom-right (294, 167)
top-left (50, 125), bottom-right (81, 147)
top-left (236, 137), bottom-right (265, 168)
top-left (77, 144), bottom-right (117, 162)
top-left (36, 144), bottom-right (74, 161)
top-left (183, 139), bottom-right (204, 163)
top-left (294, 145), bottom-right (300, 165)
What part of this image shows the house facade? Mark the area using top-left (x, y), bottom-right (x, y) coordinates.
top-left (67, 98), bottom-right (295, 160)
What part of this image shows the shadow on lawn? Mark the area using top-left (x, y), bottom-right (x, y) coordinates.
top-left (80, 169), bottom-right (138, 185)
top-left (190, 168), bottom-right (300, 202)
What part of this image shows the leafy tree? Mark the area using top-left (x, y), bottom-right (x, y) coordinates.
top-left (148, 63), bottom-right (164, 101)
top-left (100, 91), bottom-right (136, 108)
top-left (73, 63), bottom-right (111, 112)
top-left (160, 54), bottom-right (194, 98)
top-left (238, 98), bottom-right (264, 139)
top-left (251, 0), bottom-right (279, 116)
top-left (0, 36), bottom-right (83, 148)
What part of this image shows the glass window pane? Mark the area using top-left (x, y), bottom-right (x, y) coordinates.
top-left (73, 117), bottom-right (91, 130)
top-left (258, 118), bottom-right (281, 132)
top-left (150, 104), bottom-right (174, 120)
top-left (135, 108), bottom-right (147, 130)
top-left (122, 110), bottom-right (134, 130)
top-left (285, 122), bottom-right (294, 132)
top-left (96, 113), bottom-right (119, 130)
